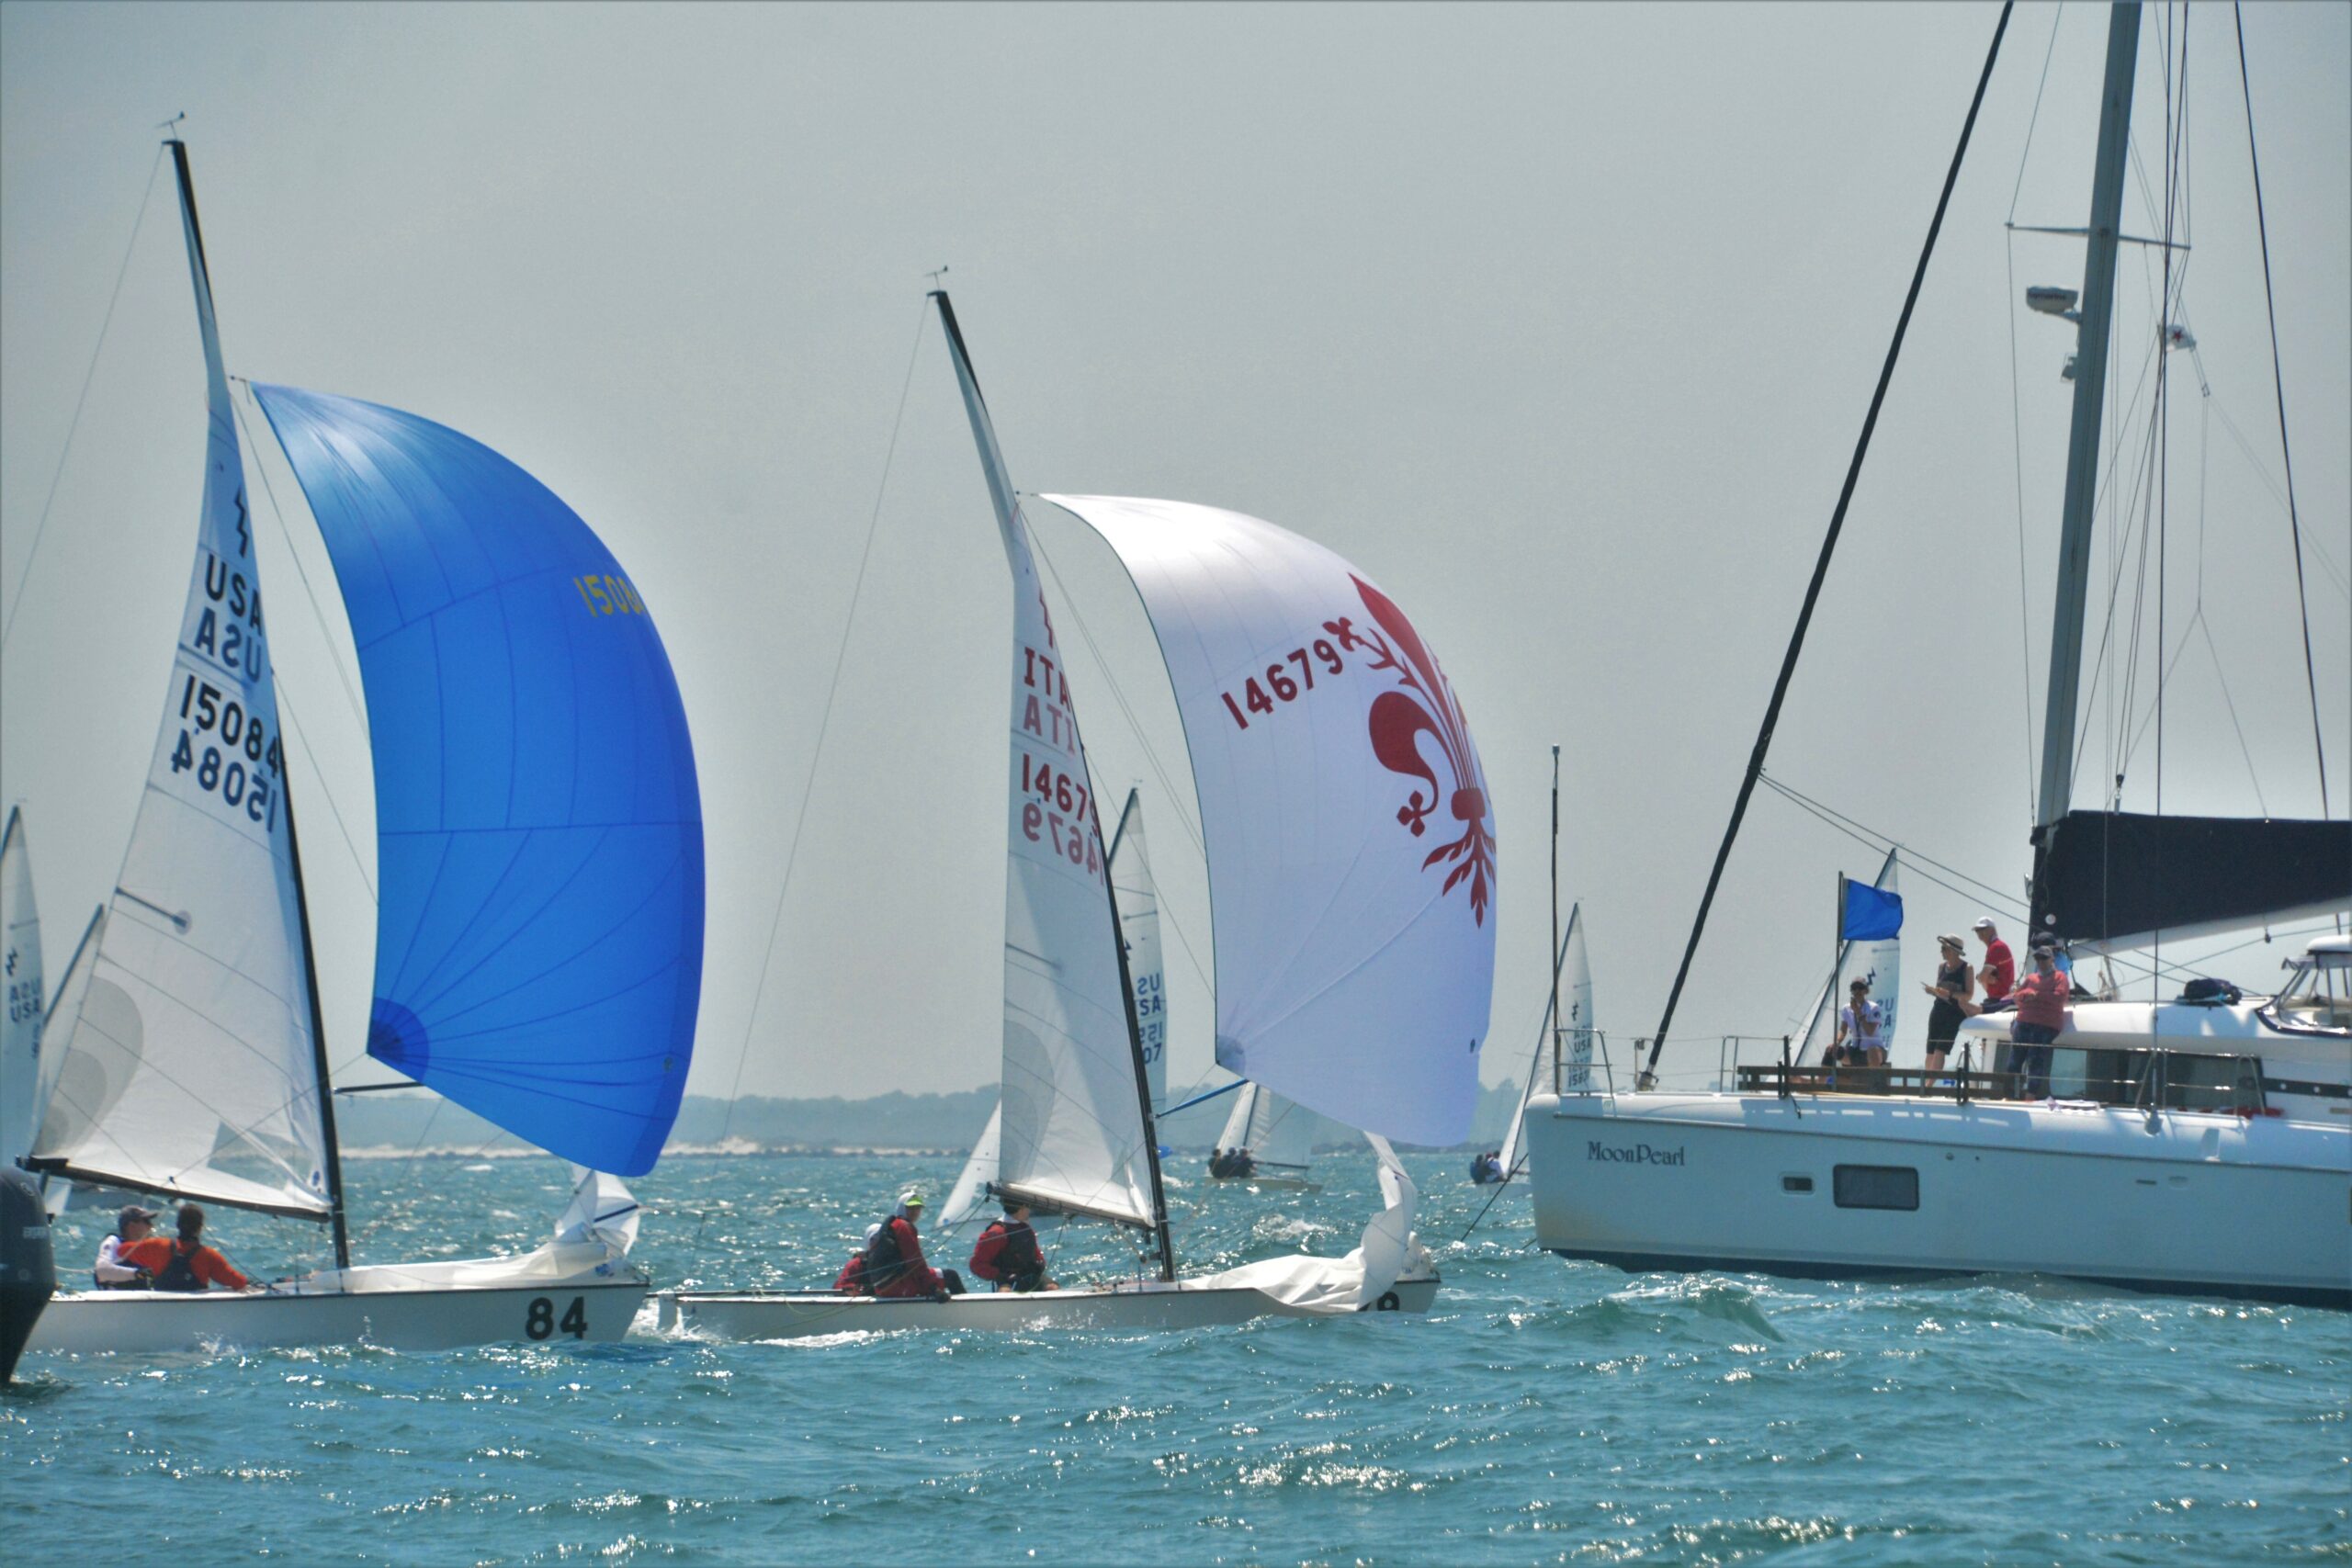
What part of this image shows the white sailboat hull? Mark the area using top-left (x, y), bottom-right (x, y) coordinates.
top-left (657, 1274), bottom-right (1440, 1339)
top-left (1522, 1090), bottom-right (2350, 1309)
top-left (26, 1258), bottom-right (647, 1355)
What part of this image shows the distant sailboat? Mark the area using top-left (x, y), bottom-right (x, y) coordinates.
top-left (1108, 789), bottom-right (1168, 1111)
top-left (662, 291), bottom-right (1494, 1337)
top-left (1208, 1081), bottom-right (1319, 1190)
top-left (21, 140), bottom-right (702, 1355)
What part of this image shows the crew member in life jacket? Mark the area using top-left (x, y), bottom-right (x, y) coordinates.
top-left (968, 1198), bottom-right (1054, 1293)
top-left (841, 1191), bottom-right (964, 1300)
top-left (1207, 1146), bottom-right (1255, 1180)
top-left (93, 1203), bottom-right (158, 1289)
top-left (118, 1203), bottom-right (253, 1292)
top-left (1468, 1151), bottom-right (1506, 1185)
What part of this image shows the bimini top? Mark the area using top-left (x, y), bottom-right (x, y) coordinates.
top-left (254, 385), bottom-right (705, 1178)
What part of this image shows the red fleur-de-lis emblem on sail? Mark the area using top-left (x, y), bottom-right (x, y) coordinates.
top-left (1345, 574), bottom-right (1495, 924)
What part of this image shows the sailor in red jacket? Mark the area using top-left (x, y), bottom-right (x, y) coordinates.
top-left (857, 1191), bottom-right (964, 1300)
top-left (968, 1199), bottom-right (1054, 1292)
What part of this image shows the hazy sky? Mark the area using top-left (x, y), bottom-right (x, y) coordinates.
top-left (3, 2), bottom-right (2346, 1111)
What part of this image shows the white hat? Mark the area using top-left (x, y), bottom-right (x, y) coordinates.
top-left (1972, 917), bottom-right (1997, 931)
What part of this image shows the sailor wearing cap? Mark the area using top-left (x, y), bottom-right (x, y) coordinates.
top-left (94, 1203), bottom-right (158, 1290)
top-left (1972, 918), bottom-right (2016, 1003)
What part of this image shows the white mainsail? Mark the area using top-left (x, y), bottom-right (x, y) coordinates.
top-left (939, 304), bottom-right (1156, 1232)
top-left (1499, 903), bottom-right (1591, 1175)
top-left (1215, 1080), bottom-right (1316, 1172)
top-left (1044, 495), bottom-right (1498, 1146)
top-left (1799, 852), bottom-right (1903, 1066)
top-left (1, 806), bottom-right (46, 1169)
top-left (1109, 790), bottom-right (1169, 1109)
top-left (28, 162), bottom-right (330, 1218)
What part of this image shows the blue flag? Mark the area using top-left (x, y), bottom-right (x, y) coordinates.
top-left (1841, 878), bottom-right (1905, 942)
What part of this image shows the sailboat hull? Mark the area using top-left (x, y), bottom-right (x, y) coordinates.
top-left (657, 1275), bottom-right (1440, 1339)
top-left (1522, 1091), bottom-right (2350, 1309)
top-left (25, 1269), bottom-right (647, 1355)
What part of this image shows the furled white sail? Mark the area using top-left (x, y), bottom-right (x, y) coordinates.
top-left (1500, 903), bottom-right (1591, 1175)
top-left (554, 1166), bottom-right (643, 1266)
top-left (941, 1103), bottom-right (1002, 1230)
top-left (1045, 496), bottom-right (1498, 1146)
top-left (1109, 791), bottom-right (1168, 1109)
top-left (1190, 1134), bottom-right (1421, 1313)
top-left (1, 807), bottom-right (46, 1170)
top-left (28, 167), bottom-right (329, 1218)
top-left (1216, 1080), bottom-right (1316, 1172)
top-left (1800, 854), bottom-right (1903, 1066)
top-left (939, 310), bottom-right (1155, 1231)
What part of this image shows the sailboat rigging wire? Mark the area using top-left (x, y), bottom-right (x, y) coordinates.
top-left (0, 146), bottom-right (166, 653)
top-left (2005, 234), bottom-right (2040, 819)
top-left (697, 301), bottom-right (927, 1220)
top-left (230, 383), bottom-right (371, 739)
top-left (273, 686), bottom-right (377, 902)
top-left (2233, 1), bottom-right (2331, 817)
top-left (2006, 3), bottom-right (2069, 222)
top-left (1646, 3), bottom-right (2015, 1078)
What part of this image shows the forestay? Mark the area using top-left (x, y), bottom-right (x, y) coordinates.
top-left (1, 807), bottom-right (46, 1169)
top-left (1499, 903), bottom-right (1589, 1175)
top-left (31, 172), bottom-right (332, 1217)
top-left (937, 306), bottom-right (1155, 1231)
top-left (1109, 791), bottom-right (1168, 1108)
top-left (1045, 496), bottom-right (1498, 1145)
top-left (251, 386), bottom-right (705, 1178)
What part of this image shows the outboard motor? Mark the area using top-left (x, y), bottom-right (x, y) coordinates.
top-left (1, 1167), bottom-right (57, 1382)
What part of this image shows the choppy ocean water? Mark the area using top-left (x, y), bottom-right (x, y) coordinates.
top-left (6, 1150), bottom-right (2345, 1564)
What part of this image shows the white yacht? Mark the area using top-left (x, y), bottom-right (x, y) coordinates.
top-left (1522, 3), bottom-right (2348, 1310)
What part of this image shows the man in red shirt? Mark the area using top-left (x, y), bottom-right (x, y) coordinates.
top-left (2007, 946), bottom-right (2071, 1099)
top-left (1973, 918), bottom-right (2016, 1004)
top-left (119, 1203), bottom-right (252, 1292)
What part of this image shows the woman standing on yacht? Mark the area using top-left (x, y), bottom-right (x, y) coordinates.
top-left (1922, 934), bottom-right (1973, 1075)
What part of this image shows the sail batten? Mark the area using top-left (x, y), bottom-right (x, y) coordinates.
top-left (251, 384), bottom-right (704, 1179)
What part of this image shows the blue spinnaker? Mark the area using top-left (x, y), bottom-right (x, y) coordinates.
top-left (253, 385), bottom-right (703, 1177)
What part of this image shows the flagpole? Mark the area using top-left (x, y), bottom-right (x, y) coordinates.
top-left (1835, 873), bottom-right (1848, 1059)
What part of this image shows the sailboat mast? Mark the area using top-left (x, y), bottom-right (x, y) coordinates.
top-left (2032, 3), bottom-right (2143, 839)
top-left (1107, 854), bottom-right (1178, 1282)
top-left (1549, 745), bottom-right (1561, 1093)
top-left (168, 139), bottom-right (350, 1270)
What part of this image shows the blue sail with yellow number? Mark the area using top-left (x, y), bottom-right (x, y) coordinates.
top-left (252, 385), bottom-right (703, 1177)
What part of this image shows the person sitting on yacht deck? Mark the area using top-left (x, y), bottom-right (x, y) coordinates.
top-left (118, 1203), bottom-right (251, 1292)
top-left (1973, 918), bottom-right (2015, 1009)
top-left (862, 1191), bottom-right (963, 1300)
top-left (1922, 934), bottom-right (1974, 1075)
top-left (93, 1203), bottom-right (158, 1290)
top-left (1828, 978), bottom-right (1886, 1067)
top-left (2007, 946), bottom-right (2071, 1099)
top-left (969, 1199), bottom-right (1054, 1293)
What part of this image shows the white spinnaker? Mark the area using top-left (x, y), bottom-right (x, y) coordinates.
top-left (1192, 1134), bottom-right (1419, 1313)
top-left (941, 317), bottom-right (1154, 1231)
top-left (29, 171), bottom-right (329, 1217)
top-left (1, 807), bottom-right (46, 1169)
top-left (554, 1166), bottom-right (642, 1264)
top-left (941, 1103), bottom-right (1002, 1229)
top-left (1799, 855), bottom-right (1903, 1066)
top-left (1045, 496), bottom-right (1498, 1146)
top-left (1109, 791), bottom-right (1168, 1109)
top-left (1500, 903), bottom-right (1590, 1174)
